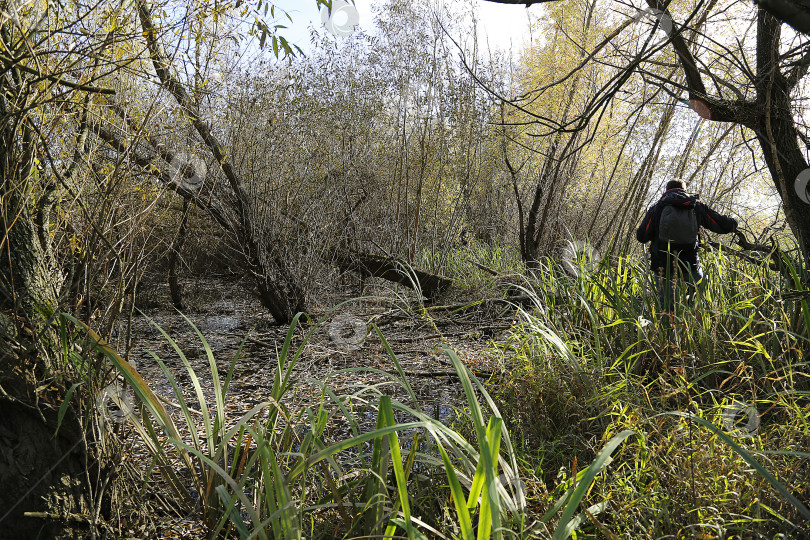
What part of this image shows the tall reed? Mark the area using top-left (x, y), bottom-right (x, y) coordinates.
top-left (495, 246), bottom-right (810, 536)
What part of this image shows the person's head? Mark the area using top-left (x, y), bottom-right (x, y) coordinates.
top-left (666, 179), bottom-right (684, 191)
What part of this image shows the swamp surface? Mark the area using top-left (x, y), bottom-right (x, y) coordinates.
top-left (117, 276), bottom-right (514, 536)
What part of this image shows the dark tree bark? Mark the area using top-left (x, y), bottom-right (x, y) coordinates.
top-left (0, 11), bottom-right (137, 534)
top-left (168, 198), bottom-right (190, 310)
top-left (0, 76), bottom-right (93, 540)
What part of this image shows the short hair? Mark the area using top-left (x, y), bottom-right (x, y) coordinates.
top-left (666, 180), bottom-right (684, 191)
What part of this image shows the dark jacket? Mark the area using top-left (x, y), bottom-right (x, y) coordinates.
top-left (636, 188), bottom-right (737, 271)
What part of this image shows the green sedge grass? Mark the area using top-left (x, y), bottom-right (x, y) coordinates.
top-left (494, 245), bottom-right (810, 537)
top-left (62, 240), bottom-right (810, 538)
top-left (67, 300), bottom-right (647, 539)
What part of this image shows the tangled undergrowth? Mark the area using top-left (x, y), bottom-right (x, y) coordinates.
top-left (492, 244), bottom-right (810, 538)
top-left (65, 241), bottom-right (809, 538)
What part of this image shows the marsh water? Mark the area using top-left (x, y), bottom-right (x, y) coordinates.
top-left (120, 277), bottom-right (510, 454)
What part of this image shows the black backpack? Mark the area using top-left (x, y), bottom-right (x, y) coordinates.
top-left (658, 200), bottom-right (699, 246)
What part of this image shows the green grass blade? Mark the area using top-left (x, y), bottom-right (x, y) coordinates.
top-left (54, 382), bottom-right (81, 437)
top-left (288, 421), bottom-right (425, 482)
top-left (374, 325), bottom-right (422, 412)
top-left (179, 311), bottom-right (230, 453)
top-left (173, 439), bottom-right (269, 540)
top-left (552, 429), bottom-right (635, 540)
top-left (381, 395), bottom-right (416, 540)
top-left (674, 412), bottom-right (810, 522)
top-left (436, 443), bottom-right (474, 540)
top-left (148, 351), bottom-right (202, 450)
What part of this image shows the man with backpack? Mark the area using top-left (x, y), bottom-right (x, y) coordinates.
top-left (636, 179), bottom-right (738, 310)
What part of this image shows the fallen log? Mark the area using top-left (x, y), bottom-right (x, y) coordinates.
top-left (333, 251), bottom-right (453, 300)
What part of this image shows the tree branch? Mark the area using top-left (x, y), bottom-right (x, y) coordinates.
top-left (88, 120), bottom-right (232, 230)
top-left (0, 52), bottom-right (115, 94)
top-left (643, 0), bottom-right (756, 123)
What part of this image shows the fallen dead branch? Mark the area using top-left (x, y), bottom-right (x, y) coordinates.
top-left (333, 251), bottom-right (453, 300)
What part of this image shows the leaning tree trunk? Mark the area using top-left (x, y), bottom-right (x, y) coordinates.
top-left (137, 0), bottom-right (307, 324)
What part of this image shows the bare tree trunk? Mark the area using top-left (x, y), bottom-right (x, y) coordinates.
top-left (168, 198), bottom-right (190, 310)
top-left (644, 0), bottom-right (810, 261)
top-left (753, 115), bottom-right (810, 258)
